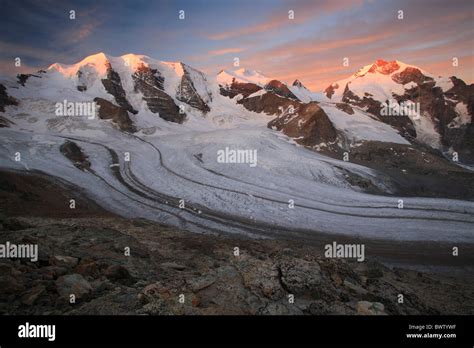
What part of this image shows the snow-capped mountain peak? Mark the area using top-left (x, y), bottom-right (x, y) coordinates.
top-left (323, 58), bottom-right (473, 162)
top-left (292, 79), bottom-right (308, 89)
top-left (48, 52), bottom-right (111, 78)
top-left (217, 68), bottom-right (270, 86)
top-left (324, 59), bottom-right (437, 102)
top-left (349, 59), bottom-right (433, 80)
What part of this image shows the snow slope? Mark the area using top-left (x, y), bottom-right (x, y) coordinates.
top-left (320, 102), bottom-right (410, 145)
top-left (217, 68), bottom-right (271, 86)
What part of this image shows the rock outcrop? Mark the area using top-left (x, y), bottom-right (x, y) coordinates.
top-left (59, 140), bottom-right (91, 171)
top-left (132, 64), bottom-right (185, 123)
top-left (396, 76), bottom-right (473, 162)
top-left (94, 97), bottom-right (136, 132)
top-left (268, 102), bottom-right (338, 148)
top-left (325, 60), bottom-right (474, 163)
top-left (342, 84), bottom-right (416, 138)
top-left (264, 79), bottom-right (298, 100)
top-left (219, 79), bottom-right (262, 99)
top-left (16, 72), bottom-right (44, 86)
top-left (368, 59), bottom-right (400, 75)
top-left (391, 67), bottom-right (433, 85)
top-left (0, 83), bottom-right (18, 112)
top-left (348, 141), bottom-right (474, 199)
top-left (324, 83), bottom-right (338, 99)
top-left (101, 62), bottom-right (137, 115)
top-left (177, 63), bottom-right (211, 113)
top-left (292, 79), bottom-right (306, 88)
top-left (238, 91), bottom-right (296, 115)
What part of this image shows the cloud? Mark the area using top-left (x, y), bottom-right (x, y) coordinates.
top-left (0, 41), bottom-right (70, 65)
top-left (69, 20), bottom-right (101, 43)
top-left (204, 1), bottom-right (473, 91)
top-left (208, 47), bottom-right (246, 56)
top-left (0, 59), bottom-right (39, 78)
top-left (207, 0), bottom-right (363, 40)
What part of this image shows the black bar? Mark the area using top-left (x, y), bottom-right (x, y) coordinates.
top-left (0, 315), bottom-right (472, 346)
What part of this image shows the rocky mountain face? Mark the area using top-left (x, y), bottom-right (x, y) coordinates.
top-left (292, 79), bottom-right (306, 88)
top-left (94, 97), bottom-right (136, 132)
top-left (348, 141), bottom-right (474, 199)
top-left (225, 83), bottom-right (339, 151)
top-left (341, 83), bottom-right (417, 139)
top-left (0, 84), bottom-right (18, 128)
top-left (325, 59), bottom-right (474, 163)
top-left (217, 73), bottom-right (339, 150)
top-left (3, 53), bottom-right (220, 128)
top-left (176, 63), bottom-right (211, 113)
top-left (219, 79), bottom-right (263, 99)
top-left (101, 61), bottom-right (138, 115)
top-left (268, 102), bottom-right (338, 148)
top-left (215, 61), bottom-right (474, 198)
top-left (396, 75), bottom-right (474, 163)
top-left (264, 79), bottom-right (298, 100)
top-left (2, 53), bottom-right (473, 170)
top-left (0, 83), bottom-right (17, 113)
top-left (132, 63), bottom-right (185, 123)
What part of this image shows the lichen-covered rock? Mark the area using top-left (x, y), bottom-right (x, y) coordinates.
top-left (55, 274), bottom-right (92, 300)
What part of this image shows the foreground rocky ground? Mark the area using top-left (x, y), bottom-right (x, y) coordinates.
top-left (1, 170), bottom-right (473, 315)
top-left (2, 215), bottom-right (474, 315)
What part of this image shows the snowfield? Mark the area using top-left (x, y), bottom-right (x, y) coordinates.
top-left (1, 53), bottom-right (473, 243)
top-left (319, 102), bottom-right (410, 145)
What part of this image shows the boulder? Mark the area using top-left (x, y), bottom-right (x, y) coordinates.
top-left (21, 285), bottom-right (46, 305)
top-left (356, 301), bottom-right (386, 315)
top-left (49, 255), bottom-right (79, 268)
top-left (55, 274), bottom-right (92, 300)
top-left (104, 265), bottom-right (134, 284)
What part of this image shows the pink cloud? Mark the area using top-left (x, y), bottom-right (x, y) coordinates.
top-left (207, 0), bottom-right (364, 40)
top-left (208, 47), bottom-right (246, 56)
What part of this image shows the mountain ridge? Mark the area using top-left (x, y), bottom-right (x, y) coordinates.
top-left (1, 53), bottom-right (473, 165)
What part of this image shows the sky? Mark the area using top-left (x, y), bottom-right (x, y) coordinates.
top-left (0, 0), bottom-right (473, 90)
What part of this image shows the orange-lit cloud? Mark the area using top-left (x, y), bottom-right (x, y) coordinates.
top-left (208, 47), bottom-right (246, 56)
top-left (207, 0), bottom-right (364, 40)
